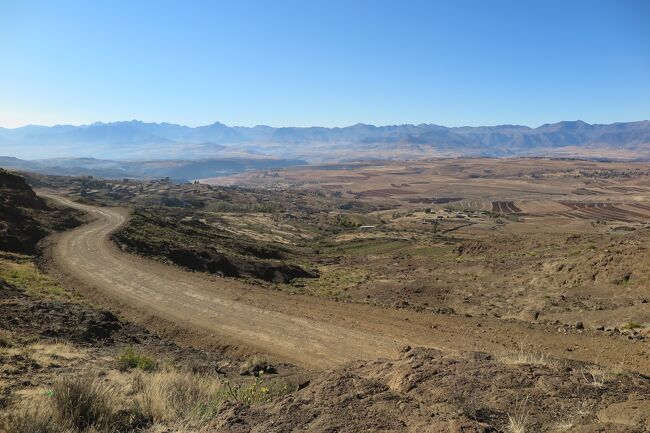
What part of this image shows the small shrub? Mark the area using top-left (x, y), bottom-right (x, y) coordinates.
top-left (117, 347), bottom-right (157, 371)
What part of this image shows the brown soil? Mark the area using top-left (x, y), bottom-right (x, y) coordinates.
top-left (491, 201), bottom-right (523, 214)
top-left (214, 347), bottom-right (650, 432)
top-left (40, 193), bottom-right (650, 376)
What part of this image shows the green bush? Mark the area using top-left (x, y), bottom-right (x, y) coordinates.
top-left (117, 347), bottom-right (157, 371)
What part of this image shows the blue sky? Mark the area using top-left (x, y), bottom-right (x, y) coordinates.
top-left (1, 0), bottom-right (649, 128)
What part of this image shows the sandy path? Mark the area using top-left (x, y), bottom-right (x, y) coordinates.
top-left (42, 193), bottom-right (650, 373)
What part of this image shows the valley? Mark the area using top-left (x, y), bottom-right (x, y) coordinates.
top-left (2, 158), bottom-right (650, 432)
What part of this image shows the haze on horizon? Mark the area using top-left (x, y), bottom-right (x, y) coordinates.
top-left (1, 0), bottom-right (649, 129)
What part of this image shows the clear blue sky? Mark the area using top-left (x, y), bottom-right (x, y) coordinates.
top-left (1, 0), bottom-right (649, 128)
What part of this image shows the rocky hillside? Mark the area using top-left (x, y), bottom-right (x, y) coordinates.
top-left (112, 208), bottom-right (318, 283)
top-left (224, 346), bottom-right (650, 433)
top-left (0, 169), bottom-right (81, 253)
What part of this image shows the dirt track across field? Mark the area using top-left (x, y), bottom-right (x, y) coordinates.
top-left (42, 193), bottom-right (650, 373)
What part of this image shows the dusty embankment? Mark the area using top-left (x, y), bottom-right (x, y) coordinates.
top-left (41, 192), bottom-right (650, 374)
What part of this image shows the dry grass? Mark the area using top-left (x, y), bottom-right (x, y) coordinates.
top-left (0, 399), bottom-right (68, 433)
top-left (50, 374), bottom-right (121, 431)
top-left (135, 370), bottom-right (289, 426)
top-left (28, 341), bottom-right (88, 366)
top-left (498, 343), bottom-right (550, 366)
top-left (1, 356), bottom-right (291, 432)
top-left (581, 366), bottom-right (611, 388)
top-left (0, 341), bottom-right (88, 371)
top-left (1, 374), bottom-right (136, 433)
top-left (554, 405), bottom-right (583, 432)
top-left (610, 361), bottom-right (631, 377)
top-left (575, 399), bottom-right (595, 417)
top-left (552, 399), bottom-right (596, 432)
top-left (136, 371), bottom-right (222, 423)
top-left (552, 420), bottom-right (574, 432)
top-left (241, 354), bottom-right (266, 371)
top-left (507, 396), bottom-right (530, 433)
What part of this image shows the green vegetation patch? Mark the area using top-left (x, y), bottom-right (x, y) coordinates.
top-left (204, 199), bottom-right (281, 213)
top-left (323, 237), bottom-right (411, 256)
top-left (621, 321), bottom-right (644, 330)
top-left (216, 373), bottom-right (289, 406)
top-left (296, 266), bottom-right (370, 298)
top-left (412, 245), bottom-right (453, 259)
top-left (117, 347), bottom-right (158, 371)
top-left (0, 256), bottom-right (83, 302)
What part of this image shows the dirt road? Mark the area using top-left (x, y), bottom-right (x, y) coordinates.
top-left (43, 193), bottom-right (650, 373)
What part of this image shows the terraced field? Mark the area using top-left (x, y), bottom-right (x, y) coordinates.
top-left (491, 200), bottom-right (523, 214)
top-left (559, 201), bottom-right (650, 223)
top-left (358, 188), bottom-right (416, 197)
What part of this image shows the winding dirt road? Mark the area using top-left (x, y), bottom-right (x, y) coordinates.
top-left (43, 193), bottom-right (650, 373)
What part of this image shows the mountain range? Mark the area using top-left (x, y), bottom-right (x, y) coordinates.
top-left (1, 120), bottom-right (650, 162)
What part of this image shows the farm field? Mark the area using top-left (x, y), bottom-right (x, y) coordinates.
top-left (200, 158), bottom-right (650, 331)
top-left (206, 158), bottom-right (650, 225)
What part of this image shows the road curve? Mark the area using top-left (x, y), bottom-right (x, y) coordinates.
top-left (42, 193), bottom-right (650, 373)
top-left (42, 193), bottom-right (404, 368)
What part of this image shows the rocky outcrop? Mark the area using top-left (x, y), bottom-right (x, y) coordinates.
top-left (215, 347), bottom-right (650, 432)
top-left (0, 169), bottom-right (81, 254)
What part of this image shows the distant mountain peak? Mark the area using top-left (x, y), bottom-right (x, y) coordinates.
top-left (0, 119), bottom-right (649, 161)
